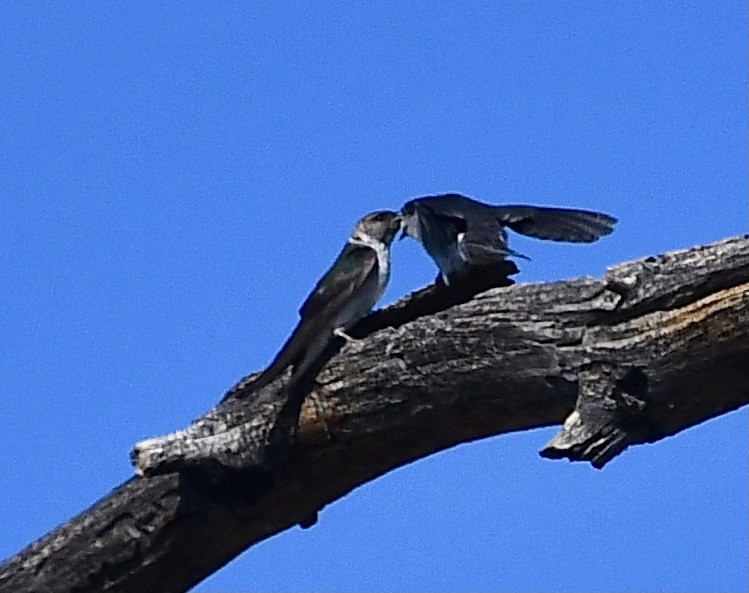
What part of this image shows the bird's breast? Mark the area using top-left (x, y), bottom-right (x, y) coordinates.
top-left (426, 239), bottom-right (466, 282)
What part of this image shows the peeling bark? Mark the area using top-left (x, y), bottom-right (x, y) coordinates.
top-left (1, 236), bottom-right (747, 593)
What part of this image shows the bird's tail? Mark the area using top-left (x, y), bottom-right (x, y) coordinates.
top-left (248, 317), bottom-right (337, 396)
top-left (247, 321), bottom-right (314, 393)
top-left (459, 236), bottom-right (530, 264)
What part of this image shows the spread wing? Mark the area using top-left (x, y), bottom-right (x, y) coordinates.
top-left (492, 205), bottom-right (617, 243)
top-left (413, 194), bottom-right (616, 243)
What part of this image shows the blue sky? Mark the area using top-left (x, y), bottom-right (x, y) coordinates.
top-left (1, 3), bottom-right (746, 592)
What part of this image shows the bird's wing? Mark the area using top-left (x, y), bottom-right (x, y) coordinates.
top-left (249, 244), bottom-right (378, 393)
top-left (299, 242), bottom-right (379, 320)
top-left (248, 312), bottom-right (320, 392)
top-left (412, 194), bottom-right (481, 222)
top-left (458, 220), bottom-right (529, 265)
top-left (491, 205), bottom-right (617, 243)
top-left (414, 195), bottom-right (616, 243)
top-left (414, 200), bottom-right (466, 240)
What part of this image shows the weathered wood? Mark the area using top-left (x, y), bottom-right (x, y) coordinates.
top-left (1, 236), bottom-right (747, 593)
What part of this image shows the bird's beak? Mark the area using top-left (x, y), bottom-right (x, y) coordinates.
top-left (398, 219), bottom-right (409, 240)
top-left (507, 247), bottom-right (531, 261)
top-left (386, 215), bottom-right (403, 241)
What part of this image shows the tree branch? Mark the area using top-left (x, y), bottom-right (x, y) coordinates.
top-left (2, 236), bottom-right (747, 593)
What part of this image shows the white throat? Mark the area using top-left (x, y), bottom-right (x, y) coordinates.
top-left (349, 234), bottom-right (390, 295)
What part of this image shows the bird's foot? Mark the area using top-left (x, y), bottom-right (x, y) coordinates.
top-left (434, 272), bottom-right (449, 288)
top-left (333, 327), bottom-right (357, 342)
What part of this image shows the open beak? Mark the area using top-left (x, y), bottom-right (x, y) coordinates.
top-left (506, 247), bottom-right (531, 261)
top-left (392, 213), bottom-right (406, 240)
top-left (398, 219), bottom-right (409, 240)
top-left (388, 214), bottom-right (405, 242)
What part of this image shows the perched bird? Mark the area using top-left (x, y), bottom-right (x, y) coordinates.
top-left (250, 210), bottom-right (402, 393)
top-left (401, 193), bottom-right (617, 285)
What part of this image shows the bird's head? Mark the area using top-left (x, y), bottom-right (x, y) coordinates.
top-left (351, 210), bottom-right (403, 246)
top-left (399, 199), bottom-right (420, 241)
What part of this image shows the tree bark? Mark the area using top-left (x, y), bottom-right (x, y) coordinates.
top-left (2, 236), bottom-right (747, 593)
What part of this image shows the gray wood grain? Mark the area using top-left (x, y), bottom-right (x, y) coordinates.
top-left (2, 236), bottom-right (747, 593)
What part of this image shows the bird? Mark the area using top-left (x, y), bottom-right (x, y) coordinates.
top-left (249, 210), bottom-right (403, 393)
top-left (400, 193), bottom-right (617, 286)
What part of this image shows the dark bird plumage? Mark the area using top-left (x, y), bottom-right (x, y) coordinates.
top-left (401, 193), bottom-right (616, 285)
top-left (249, 210), bottom-right (402, 393)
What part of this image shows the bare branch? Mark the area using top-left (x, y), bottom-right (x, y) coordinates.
top-left (2, 236), bottom-right (747, 593)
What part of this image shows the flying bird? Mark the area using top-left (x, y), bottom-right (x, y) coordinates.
top-left (400, 193), bottom-right (616, 286)
top-left (250, 210), bottom-right (402, 393)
